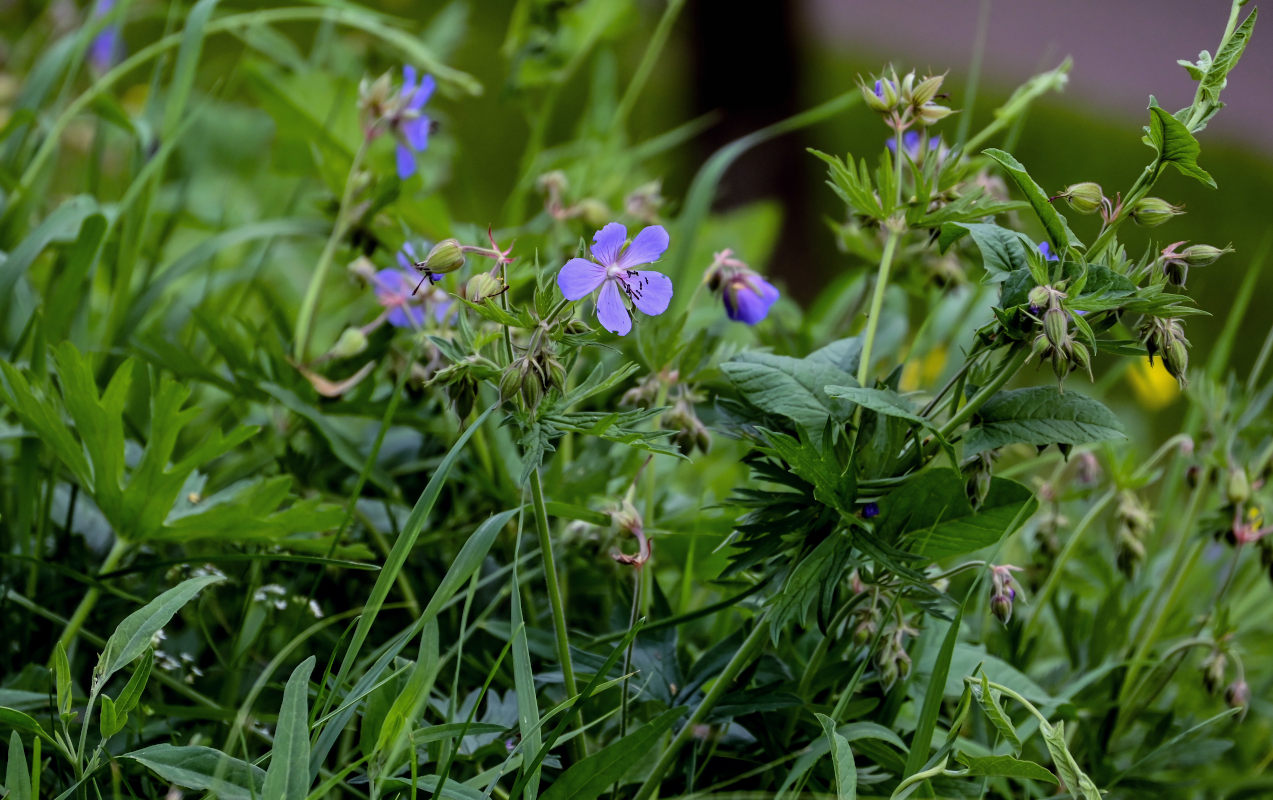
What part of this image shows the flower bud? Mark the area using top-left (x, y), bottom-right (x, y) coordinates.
top-left (862, 77), bottom-right (895, 112)
top-left (910, 74), bottom-right (944, 106)
top-left (498, 364), bottom-right (522, 402)
top-left (1129, 197), bottom-right (1184, 227)
top-left (917, 102), bottom-right (954, 126)
top-left (1227, 467), bottom-right (1251, 506)
top-left (1070, 340), bottom-right (1093, 381)
top-left (990, 593), bottom-right (1014, 624)
top-left (422, 239), bottom-right (466, 275)
top-left (348, 255), bottom-right (378, 283)
top-left (465, 272), bottom-right (504, 303)
top-left (1181, 243), bottom-right (1233, 267)
top-left (1057, 182), bottom-right (1104, 215)
top-left (1201, 651), bottom-right (1227, 695)
top-left (331, 327), bottom-right (368, 359)
top-left (1028, 285), bottom-right (1051, 312)
top-left (575, 198), bottom-right (611, 230)
top-left (1225, 680), bottom-right (1250, 712)
top-left (535, 170), bottom-right (569, 196)
top-left (852, 618), bottom-right (877, 646)
top-left (1164, 339), bottom-right (1189, 385)
top-left (1043, 307), bottom-right (1069, 350)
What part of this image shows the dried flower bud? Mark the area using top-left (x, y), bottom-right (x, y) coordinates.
top-left (1226, 679), bottom-right (1250, 710)
top-left (1129, 197), bottom-right (1184, 227)
top-left (1057, 182), bottom-right (1104, 215)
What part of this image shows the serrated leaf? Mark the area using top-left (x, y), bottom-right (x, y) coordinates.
top-left (937, 222), bottom-right (1034, 280)
top-left (817, 713), bottom-right (857, 800)
top-left (769, 532), bottom-right (854, 644)
top-left (1040, 721), bottom-right (1101, 800)
top-left (262, 656), bottom-right (314, 800)
top-left (963, 386), bottom-right (1125, 456)
top-left (540, 707), bottom-right (687, 800)
top-left (722, 352), bottom-right (855, 446)
top-left (96, 575), bottom-right (224, 690)
top-left (978, 673), bottom-right (1021, 754)
top-left (956, 753), bottom-right (1057, 783)
top-left (1145, 98), bottom-right (1216, 187)
top-left (982, 148), bottom-right (1080, 252)
top-left (124, 744), bottom-right (265, 800)
top-left (878, 469), bottom-right (1037, 559)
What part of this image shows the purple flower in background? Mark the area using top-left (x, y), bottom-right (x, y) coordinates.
top-left (557, 223), bottom-right (674, 336)
top-left (885, 130), bottom-right (942, 161)
top-left (707, 249), bottom-right (779, 325)
top-left (373, 269), bottom-right (450, 327)
top-left (862, 502), bottom-right (880, 519)
top-left (1038, 241), bottom-right (1059, 262)
top-left (89, 0), bottom-right (123, 73)
top-left (394, 66), bottom-right (436, 180)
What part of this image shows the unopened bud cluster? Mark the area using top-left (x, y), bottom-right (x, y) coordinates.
top-left (432, 354), bottom-right (500, 419)
top-left (662, 390), bottom-right (711, 456)
top-left (1139, 317), bottom-right (1190, 387)
top-left (875, 618), bottom-right (918, 690)
top-left (1028, 284), bottom-right (1092, 383)
top-left (500, 347), bottom-right (566, 410)
top-left (860, 68), bottom-right (953, 131)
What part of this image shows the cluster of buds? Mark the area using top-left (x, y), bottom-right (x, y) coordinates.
top-left (500, 345), bottom-right (566, 410)
top-left (662, 388), bottom-right (711, 456)
top-left (534, 170), bottom-right (612, 228)
top-left (989, 564), bottom-right (1023, 624)
top-left (1139, 316), bottom-right (1190, 387)
top-left (860, 68), bottom-right (953, 131)
top-left (1033, 503), bottom-right (1069, 562)
top-left (433, 354), bottom-right (501, 419)
top-left (875, 617), bottom-right (919, 689)
top-left (412, 227), bottom-right (516, 300)
top-left (1113, 490), bottom-right (1152, 575)
top-left (1156, 241), bottom-right (1232, 288)
top-left (620, 370), bottom-right (669, 408)
top-left (1028, 283), bottom-right (1092, 383)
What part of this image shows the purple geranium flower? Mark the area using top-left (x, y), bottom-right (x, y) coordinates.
top-left (89, 0), bottom-right (123, 74)
top-left (557, 223), bottom-right (674, 336)
top-left (885, 130), bottom-right (942, 160)
top-left (394, 66), bottom-right (436, 181)
top-left (1038, 241), bottom-right (1059, 262)
top-left (708, 249), bottom-right (779, 325)
top-left (373, 268), bottom-right (450, 327)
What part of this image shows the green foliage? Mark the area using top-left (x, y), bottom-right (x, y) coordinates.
top-left (0, 0), bottom-right (1266, 798)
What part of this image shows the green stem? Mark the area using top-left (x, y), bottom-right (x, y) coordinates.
top-left (294, 134), bottom-right (371, 362)
top-left (528, 469), bottom-right (580, 749)
top-left (937, 346), bottom-right (1029, 440)
top-left (54, 537), bottom-right (130, 660)
top-left (632, 611), bottom-right (770, 800)
top-left (855, 229), bottom-right (901, 390)
top-left (612, 0), bottom-right (687, 132)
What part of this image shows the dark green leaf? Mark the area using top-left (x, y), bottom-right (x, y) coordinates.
top-left (878, 470), bottom-right (1037, 559)
top-left (816, 713), bottom-right (857, 800)
top-left (97, 575), bottom-right (225, 690)
top-left (722, 353), bottom-right (855, 446)
top-left (1145, 98), bottom-right (1216, 187)
top-left (540, 708), bottom-right (688, 800)
top-left (981, 149), bottom-right (1080, 251)
top-left (262, 657), bottom-right (314, 800)
top-left (124, 744), bottom-right (265, 800)
top-left (956, 753), bottom-right (1057, 784)
top-left (963, 386), bottom-right (1125, 456)
top-left (937, 222), bottom-right (1034, 280)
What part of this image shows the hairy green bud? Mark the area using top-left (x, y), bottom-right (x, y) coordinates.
top-left (465, 272), bottom-right (504, 303)
top-left (422, 239), bottom-right (466, 275)
top-left (1043, 307), bottom-right (1069, 350)
top-left (1129, 197), bottom-right (1184, 227)
top-left (1181, 243), bottom-right (1233, 267)
top-left (331, 327), bottom-right (368, 359)
top-left (1058, 182), bottom-right (1104, 215)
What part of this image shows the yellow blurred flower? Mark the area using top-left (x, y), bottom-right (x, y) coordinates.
top-left (1127, 358), bottom-right (1180, 410)
top-left (901, 346), bottom-right (947, 392)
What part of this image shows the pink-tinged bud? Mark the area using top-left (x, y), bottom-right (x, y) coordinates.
top-left (1225, 680), bottom-right (1250, 710)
